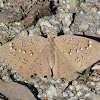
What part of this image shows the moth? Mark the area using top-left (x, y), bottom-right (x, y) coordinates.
top-left (0, 34), bottom-right (100, 82)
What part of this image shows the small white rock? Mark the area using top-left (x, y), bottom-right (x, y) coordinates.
top-left (87, 81), bottom-right (95, 86)
top-left (63, 92), bottom-right (68, 97)
top-left (92, 64), bottom-right (100, 70)
top-left (21, 30), bottom-right (28, 37)
top-left (49, 18), bottom-right (60, 25)
top-left (29, 27), bottom-right (41, 36)
top-left (72, 80), bottom-right (78, 85)
top-left (97, 11), bottom-right (100, 14)
top-left (79, 99), bottom-right (85, 100)
top-left (63, 27), bottom-right (70, 33)
top-left (46, 85), bottom-right (57, 99)
top-left (77, 91), bottom-right (83, 97)
top-left (85, 94), bottom-right (100, 100)
top-left (0, 0), bottom-right (4, 7)
top-left (79, 23), bottom-right (89, 31)
top-left (75, 85), bottom-right (81, 91)
top-left (2, 76), bottom-right (9, 81)
top-left (34, 84), bottom-right (39, 88)
top-left (89, 76), bottom-right (98, 81)
top-left (38, 19), bottom-right (52, 27)
top-left (42, 92), bottom-right (47, 97)
top-left (91, 8), bottom-right (98, 14)
top-left (38, 94), bottom-right (42, 98)
top-left (97, 28), bottom-right (100, 35)
top-left (97, 82), bottom-right (100, 86)
top-left (15, 22), bottom-right (21, 26)
top-left (68, 91), bottom-right (74, 97)
top-left (69, 85), bottom-right (75, 90)
top-left (84, 93), bottom-right (91, 98)
top-left (68, 96), bottom-right (78, 100)
top-left (75, 84), bottom-right (89, 91)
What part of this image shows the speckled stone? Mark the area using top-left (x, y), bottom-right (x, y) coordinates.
top-left (0, 79), bottom-right (36, 100)
top-left (76, 91), bottom-right (83, 97)
top-left (63, 92), bottom-right (68, 97)
top-left (97, 28), bottom-right (100, 35)
top-left (46, 85), bottom-right (57, 99)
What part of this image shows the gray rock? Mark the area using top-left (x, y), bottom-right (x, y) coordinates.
top-left (76, 91), bottom-right (83, 97)
top-left (46, 85), bottom-right (57, 99)
top-left (21, 30), bottom-right (28, 37)
top-left (97, 28), bottom-right (100, 35)
top-left (0, 80), bottom-right (36, 100)
top-left (78, 23), bottom-right (89, 31)
top-left (92, 64), bottom-right (100, 70)
top-left (63, 92), bottom-right (68, 97)
top-left (86, 94), bottom-right (100, 100)
top-left (76, 84), bottom-right (89, 91)
top-left (28, 27), bottom-right (41, 36)
top-left (68, 91), bottom-right (74, 97)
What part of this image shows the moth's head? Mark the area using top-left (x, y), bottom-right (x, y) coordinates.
top-left (47, 33), bottom-right (57, 39)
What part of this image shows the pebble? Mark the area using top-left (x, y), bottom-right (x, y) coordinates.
top-left (85, 0), bottom-right (91, 2)
top-left (97, 11), bottom-right (100, 14)
top-left (68, 85), bottom-right (75, 90)
top-left (75, 84), bottom-right (82, 91)
top-left (77, 91), bottom-right (83, 97)
top-left (0, 80), bottom-right (36, 100)
top-left (39, 84), bottom-right (47, 90)
top-left (80, 99), bottom-right (85, 100)
top-left (49, 16), bottom-right (60, 25)
top-left (79, 23), bottom-right (89, 31)
top-left (89, 76), bottom-right (98, 81)
top-left (38, 94), bottom-right (42, 98)
top-left (38, 18), bottom-right (52, 27)
top-left (42, 92), bottom-right (47, 97)
top-left (21, 30), bottom-right (28, 37)
top-left (92, 64), bottom-right (100, 70)
top-left (38, 88), bottom-right (42, 93)
top-left (68, 96), bottom-right (78, 100)
top-left (46, 85), bottom-right (57, 99)
top-left (97, 82), bottom-right (100, 86)
top-left (72, 80), bottom-right (78, 85)
top-left (97, 28), bottom-right (100, 35)
top-left (0, 0), bottom-right (4, 7)
top-left (95, 87), bottom-right (100, 93)
top-left (75, 84), bottom-right (89, 92)
top-left (15, 22), bottom-right (21, 26)
top-left (91, 8), bottom-right (98, 14)
top-left (34, 84), bottom-right (39, 88)
top-left (63, 92), bottom-right (68, 97)
top-left (86, 94), bottom-right (100, 100)
top-left (0, 67), bottom-right (3, 70)
top-left (84, 93), bottom-right (91, 98)
top-left (29, 27), bottom-right (41, 36)
top-left (68, 91), bottom-right (74, 97)
top-left (2, 76), bottom-right (9, 81)
top-left (0, 22), bottom-right (7, 27)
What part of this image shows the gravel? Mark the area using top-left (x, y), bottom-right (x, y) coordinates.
top-left (0, 0), bottom-right (100, 99)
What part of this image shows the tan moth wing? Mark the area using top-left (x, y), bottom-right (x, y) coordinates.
top-left (54, 35), bottom-right (100, 82)
top-left (0, 36), bottom-right (51, 79)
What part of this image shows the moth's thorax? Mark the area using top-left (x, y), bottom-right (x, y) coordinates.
top-left (47, 34), bottom-right (55, 69)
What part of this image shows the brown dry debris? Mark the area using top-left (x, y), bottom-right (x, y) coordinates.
top-left (21, 0), bottom-right (57, 29)
top-left (0, 0), bottom-right (57, 29)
